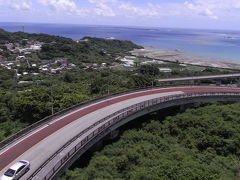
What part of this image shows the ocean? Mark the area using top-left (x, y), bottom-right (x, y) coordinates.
top-left (1, 22), bottom-right (240, 62)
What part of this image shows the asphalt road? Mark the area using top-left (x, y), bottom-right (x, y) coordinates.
top-left (0, 86), bottom-right (240, 179)
top-left (158, 74), bottom-right (240, 82)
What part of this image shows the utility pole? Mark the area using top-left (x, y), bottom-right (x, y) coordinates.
top-left (50, 86), bottom-right (54, 115)
top-left (50, 75), bottom-right (54, 115)
top-left (22, 26), bottom-right (25, 33)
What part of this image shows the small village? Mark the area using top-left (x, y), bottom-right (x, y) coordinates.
top-left (0, 38), bottom-right (176, 85)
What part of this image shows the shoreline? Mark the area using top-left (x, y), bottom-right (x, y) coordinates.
top-left (130, 48), bottom-right (240, 70)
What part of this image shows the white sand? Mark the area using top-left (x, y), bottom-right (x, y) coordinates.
top-left (130, 48), bottom-right (240, 70)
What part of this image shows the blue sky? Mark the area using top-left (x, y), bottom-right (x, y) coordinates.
top-left (0, 0), bottom-right (240, 30)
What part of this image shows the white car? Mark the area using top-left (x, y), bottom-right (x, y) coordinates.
top-left (1, 160), bottom-right (30, 180)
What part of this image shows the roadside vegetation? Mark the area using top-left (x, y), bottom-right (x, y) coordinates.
top-left (62, 103), bottom-right (240, 180)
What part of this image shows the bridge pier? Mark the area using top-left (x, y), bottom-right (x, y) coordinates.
top-left (180, 104), bottom-right (192, 112)
top-left (179, 102), bottom-right (200, 112)
top-left (107, 130), bottom-right (119, 140)
top-left (89, 140), bottom-right (103, 152)
top-left (89, 130), bottom-right (120, 152)
top-left (193, 102), bottom-right (201, 108)
top-left (238, 78), bottom-right (240, 87)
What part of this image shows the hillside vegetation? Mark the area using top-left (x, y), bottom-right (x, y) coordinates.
top-left (62, 103), bottom-right (240, 180)
top-left (0, 29), bottom-right (142, 64)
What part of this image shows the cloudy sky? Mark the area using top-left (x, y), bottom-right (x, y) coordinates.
top-left (0, 0), bottom-right (239, 30)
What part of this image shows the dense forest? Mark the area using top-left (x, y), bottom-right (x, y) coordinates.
top-left (62, 103), bottom-right (240, 180)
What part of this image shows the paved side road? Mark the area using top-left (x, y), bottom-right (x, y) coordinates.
top-left (158, 73), bottom-right (240, 82)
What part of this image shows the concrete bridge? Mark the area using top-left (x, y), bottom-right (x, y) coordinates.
top-left (1, 86), bottom-right (240, 180)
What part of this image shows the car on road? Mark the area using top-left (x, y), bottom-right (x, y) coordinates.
top-left (0, 160), bottom-right (30, 180)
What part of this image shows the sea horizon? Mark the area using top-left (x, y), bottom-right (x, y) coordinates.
top-left (1, 22), bottom-right (240, 63)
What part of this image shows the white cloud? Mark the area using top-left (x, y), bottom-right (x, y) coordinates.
top-left (1, 0), bottom-right (240, 27)
top-left (0, 0), bottom-right (32, 11)
top-left (88, 0), bottom-right (116, 17)
top-left (119, 3), bottom-right (161, 17)
top-left (184, 0), bottom-right (240, 19)
top-left (117, 0), bottom-right (240, 20)
top-left (38, 0), bottom-right (88, 16)
top-left (184, 1), bottom-right (218, 19)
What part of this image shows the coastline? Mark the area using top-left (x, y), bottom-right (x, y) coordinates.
top-left (130, 48), bottom-right (240, 70)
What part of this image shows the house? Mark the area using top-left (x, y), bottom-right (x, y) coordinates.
top-left (141, 60), bottom-right (164, 65)
top-left (42, 68), bottom-right (48, 71)
top-left (101, 63), bottom-right (107, 67)
top-left (18, 81), bottom-right (33, 84)
top-left (30, 45), bottom-right (42, 51)
top-left (69, 63), bottom-right (76, 67)
top-left (121, 58), bottom-right (134, 67)
top-left (7, 63), bottom-right (14, 66)
top-left (24, 52), bottom-right (31, 55)
top-left (16, 56), bottom-right (26, 61)
top-left (0, 55), bottom-right (5, 61)
top-left (125, 56), bottom-right (136, 60)
top-left (159, 68), bottom-right (172, 73)
top-left (51, 68), bottom-right (60, 73)
top-left (180, 64), bottom-right (187, 67)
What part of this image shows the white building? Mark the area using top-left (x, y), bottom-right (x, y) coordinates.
top-left (16, 56), bottom-right (26, 61)
top-left (42, 68), bottom-right (48, 71)
top-left (125, 56), bottom-right (136, 60)
top-left (159, 68), bottom-right (172, 73)
top-left (30, 45), bottom-right (42, 51)
top-left (121, 58), bottom-right (134, 67)
top-left (101, 63), bottom-right (107, 67)
top-left (180, 64), bottom-right (187, 67)
top-left (141, 60), bottom-right (164, 65)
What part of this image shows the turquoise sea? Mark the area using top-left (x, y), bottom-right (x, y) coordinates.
top-left (1, 22), bottom-right (240, 62)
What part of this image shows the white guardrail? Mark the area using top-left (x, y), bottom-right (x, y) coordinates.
top-left (27, 92), bottom-right (240, 180)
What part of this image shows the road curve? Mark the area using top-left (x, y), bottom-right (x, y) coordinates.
top-left (0, 86), bottom-right (240, 179)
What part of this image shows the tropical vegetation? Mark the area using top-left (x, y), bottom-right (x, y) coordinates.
top-left (62, 103), bottom-right (240, 180)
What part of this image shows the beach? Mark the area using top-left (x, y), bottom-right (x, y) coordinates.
top-left (130, 48), bottom-right (240, 70)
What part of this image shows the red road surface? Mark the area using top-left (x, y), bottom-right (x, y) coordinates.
top-left (0, 86), bottom-right (240, 170)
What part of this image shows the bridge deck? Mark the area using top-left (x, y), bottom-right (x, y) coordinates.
top-left (0, 86), bottom-right (240, 179)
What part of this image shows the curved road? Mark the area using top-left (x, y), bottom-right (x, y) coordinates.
top-left (1, 86), bottom-right (240, 179)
